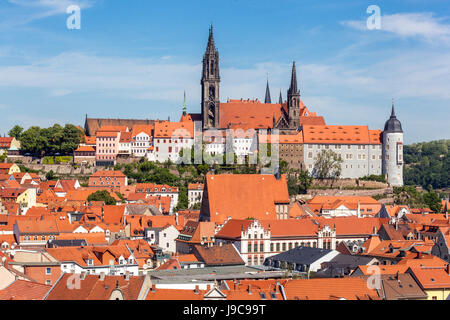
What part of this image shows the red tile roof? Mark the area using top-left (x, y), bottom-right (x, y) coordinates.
top-left (154, 121), bottom-right (194, 138)
top-left (302, 125), bottom-right (382, 145)
top-left (202, 174), bottom-right (289, 224)
top-left (0, 280), bottom-right (51, 300)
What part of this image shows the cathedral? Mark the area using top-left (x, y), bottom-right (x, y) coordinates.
top-left (194, 26), bottom-right (326, 134)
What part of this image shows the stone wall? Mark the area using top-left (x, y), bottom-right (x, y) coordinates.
top-left (24, 164), bottom-right (107, 177)
top-left (312, 178), bottom-right (388, 189)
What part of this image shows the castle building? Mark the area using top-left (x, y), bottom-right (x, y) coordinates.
top-left (81, 26), bottom-right (404, 186)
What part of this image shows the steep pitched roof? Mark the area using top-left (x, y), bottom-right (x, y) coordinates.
top-left (193, 244), bottom-right (244, 266)
top-left (0, 280), bottom-right (51, 300)
top-left (202, 174), bottom-right (289, 224)
top-left (154, 121), bottom-right (194, 138)
top-left (302, 125), bottom-right (382, 145)
top-left (282, 278), bottom-right (380, 300)
top-left (45, 274), bottom-right (146, 300)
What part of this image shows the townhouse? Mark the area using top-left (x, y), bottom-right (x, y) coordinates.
top-left (44, 273), bottom-right (150, 300)
top-left (176, 221), bottom-right (215, 254)
top-left (95, 131), bottom-right (121, 166)
top-left (0, 163), bottom-right (20, 175)
top-left (88, 170), bottom-right (128, 187)
top-left (135, 183), bottom-right (178, 213)
top-left (215, 217), bottom-right (386, 266)
top-left (46, 244), bottom-right (140, 276)
top-left (153, 121), bottom-right (194, 163)
top-left (199, 173), bottom-right (290, 225)
top-left (307, 195), bottom-right (382, 218)
top-left (131, 125), bottom-right (153, 158)
top-left (406, 266), bottom-right (450, 300)
top-left (188, 183), bottom-right (204, 208)
top-left (73, 145), bottom-right (96, 165)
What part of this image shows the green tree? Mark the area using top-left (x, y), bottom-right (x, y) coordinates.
top-left (8, 125), bottom-right (23, 139)
top-left (87, 190), bottom-right (117, 205)
top-left (61, 124), bottom-right (83, 154)
top-left (287, 170), bottom-right (313, 196)
top-left (20, 126), bottom-right (47, 156)
top-left (45, 170), bottom-right (56, 181)
top-left (313, 149), bottom-right (343, 180)
top-left (423, 190), bottom-right (443, 213)
top-left (174, 185), bottom-right (189, 211)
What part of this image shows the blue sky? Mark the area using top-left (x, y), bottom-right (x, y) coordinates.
top-left (0, 0), bottom-right (449, 144)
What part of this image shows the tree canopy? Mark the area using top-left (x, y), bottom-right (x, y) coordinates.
top-left (18, 124), bottom-right (83, 156)
top-left (312, 149), bottom-right (343, 180)
top-left (8, 125), bottom-right (23, 139)
top-left (404, 140), bottom-right (449, 189)
top-left (87, 190), bottom-right (117, 205)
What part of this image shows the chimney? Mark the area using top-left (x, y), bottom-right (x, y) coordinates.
top-left (99, 272), bottom-right (105, 281)
top-left (175, 212), bottom-right (179, 226)
top-left (151, 284), bottom-right (156, 292)
top-left (446, 264), bottom-right (450, 276)
top-left (80, 272), bottom-right (87, 280)
top-left (125, 271), bottom-right (130, 281)
top-left (247, 284), bottom-right (252, 294)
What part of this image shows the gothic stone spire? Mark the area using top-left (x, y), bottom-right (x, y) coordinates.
top-left (288, 61), bottom-right (299, 95)
top-left (265, 75), bottom-right (271, 104)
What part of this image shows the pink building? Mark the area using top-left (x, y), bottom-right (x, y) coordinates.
top-left (96, 131), bottom-right (120, 166)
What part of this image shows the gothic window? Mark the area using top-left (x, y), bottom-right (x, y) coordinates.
top-left (209, 86), bottom-right (215, 101)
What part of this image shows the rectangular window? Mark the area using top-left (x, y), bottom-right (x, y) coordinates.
top-left (46, 268), bottom-right (51, 275)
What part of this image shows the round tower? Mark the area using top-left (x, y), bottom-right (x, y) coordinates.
top-left (382, 100), bottom-right (404, 186)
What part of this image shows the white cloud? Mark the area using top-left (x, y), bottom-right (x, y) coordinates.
top-left (341, 12), bottom-right (450, 43)
top-left (2, 0), bottom-right (96, 28)
top-left (0, 49), bottom-right (448, 142)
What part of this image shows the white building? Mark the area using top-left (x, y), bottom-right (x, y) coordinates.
top-left (135, 183), bottom-right (179, 213)
top-left (47, 245), bottom-right (139, 276)
top-left (215, 218), bottom-right (382, 266)
top-left (146, 224), bottom-right (179, 254)
top-left (188, 183), bottom-right (204, 208)
top-left (302, 125), bottom-right (383, 179)
top-left (153, 121), bottom-right (194, 163)
top-left (131, 126), bottom-right (153, 158)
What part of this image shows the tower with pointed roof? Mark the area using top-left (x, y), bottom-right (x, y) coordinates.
top-left (265, 75), bottom-right (271, 103)
top-left (287, 62), bottom-right (300, 129)
top-left (382, 99), bottom-right (404, 186)
top-left (201, 25), bottom-right (220, 129)
top-left (182, 91), bottom-right (187, 116)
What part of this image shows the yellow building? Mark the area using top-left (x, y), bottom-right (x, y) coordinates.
top-left (0, 163), bottom-right (20, 175)
top-left (16, 188), bottom-right (37, 209)
top-left (407, 266), bottom-right (450, 300)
